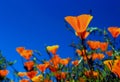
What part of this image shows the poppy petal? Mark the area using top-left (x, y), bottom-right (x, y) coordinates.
top-left (65, 16), bottom-right (79, 32)
top-left (77, 14), bottom-right (93, 32)
top-left (108, 27), bottom-right (120, 38)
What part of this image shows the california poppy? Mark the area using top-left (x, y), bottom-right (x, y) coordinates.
top-left (26, 71), bottom-right (38, 79)
top-left (76, 49), bottom-right (90, 61)
top-left (24, 61), bottom-right (34, 71)
top-left (72, 60), bottom-right (79, 66)
top-left (112, 60), bottom-right (120, 77)
top-left (108, 27), bottom-right (120, 38)
top-left (31, 74), bottom-right (43, 82)
top-left (60, 58), bottom-right (70, 66)
top-left (20, 50), bottom-right (33, 60)
top-left (44, 61), bottom-right (50, 66)
top-left (46, 45), bottom-right (59, 55)
top-left (83, 55), bottom-right (91, 61)
top-left (87, 40), bottom-right (100, 50)
top-left (49, 65), bottom-right (57, 72)
top-left (92, 53), bottom-right (104, 60)
top-left (16, 47), bottom-right (33, 60)
top-left (65, 14), bottom-right (93, 39)
top-left (0, 69), bottom-right (9, 77)
top-left (65, 14), bottom-right (93, 33)
top-left (49, 54), bottom-right (61, 68)
top-left (76, 49), bottom-right (86, 56)
top-left (37, 64), bottom-right (48, 73)
top-left (103, 60), bottom-right (113, 70)
top-left (100, 42), bottom-right (108, 52)
top-left (106, 50), bottom-right (113, 56)
top-left (104, 59), bottom-right (120, 77)
top-left (84, 70), bottom-right (98, 78)
top-left (97, 53), bottom-right (105, 60)
top-left (91, 53), bottom-right (98, 60)
top-left (18, 72), bottom-right (26, 77)
top-left (16, 47), bottom-right (25, 53)
top-left (55, 72), bottom-right (66, 80)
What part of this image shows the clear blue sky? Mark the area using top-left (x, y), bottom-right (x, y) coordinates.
top-left (0, 0), bottom-right (120, 79)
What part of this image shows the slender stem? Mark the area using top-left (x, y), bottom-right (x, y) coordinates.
top-left (81, 39), bottom-right (92, 70)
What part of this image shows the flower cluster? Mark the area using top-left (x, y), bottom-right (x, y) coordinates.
top-left (1, 14), bottom-right (120, 82)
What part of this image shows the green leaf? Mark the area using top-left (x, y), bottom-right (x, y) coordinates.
top-left (34, 50), bottom-right (42, 56)
top-left (8, 60), bottom-right (17, 65)
top-left (87, 27), bottom-right (99, 32)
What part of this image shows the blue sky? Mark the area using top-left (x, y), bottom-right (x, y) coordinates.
top-left (0, 0), bottom-right (120, 79)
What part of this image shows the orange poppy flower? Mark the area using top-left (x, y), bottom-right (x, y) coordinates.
top-left (16, 47), bottom-right (25, 53)
top-left (87, 40), bottom-right (100, 50)
top-left (84, 70), bottom-right (98, 78)
top-left (65, 14), bottom-right (93, 33)
top-left (60, 58), bottom-right (70, 66)
top-left (104, 59), bottom-right (120, 77)
top-left (91, 53), bottom-right (99, 60)
top-left (100, 42), bottom-right (108, 52)
top-left (55, 72), bottom-right (66, 80)
top-left (49, 55), bottom-right (61, 68)
top-left (49, 65), bottom-right (57, 72)
top-left (76, 49), bottom-right (86, 56)
top-left (103, 60), bottom-right (113, 70)
top-left (76, 49), bottom-right (82, 56)
top-left (106, 50), bottom-right (113, 56)
top-left (0, 69), bottom-right (9, 77)
top-left (72, 60), bottom-right (79, 66)
top-left (112, 66), bottom-right (120, 78)
top-left (108, 27), bottom-right (120, 38)
top-left (112, 60), bottom-right (120, 78)
top-left (16, 47), bottom-right (33, 60)
top-left (60, 72), bottom-right (66, 79)
top-left (37, 64), bottom-right (48, 73)
top-left (24, 61), bottom-right (34, 71)
top-left (20, 50), bottom-right (33, 60)
top-left (92, 53), bottom-right (104, 60)
top-left (44, 61), bottom-right (50, 66)
top-left (26, 71), bottom-right (38, 79)
top-left (18, 72), bottom-right (26, 77)
top-left (76, 49), bottom-right (90, 61)
top-left (31, 74), bottom-right (43, 82)
top-left (82, 55), bottom-right (88, 61)
top-left (65, 14), bottom-right (92, 39)
top-left (97, 53), bottom-right (104, 60)
top-left (19, 79), bottom-right (29, 82)
top-left (46, 45), bottom-right (59, 55)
